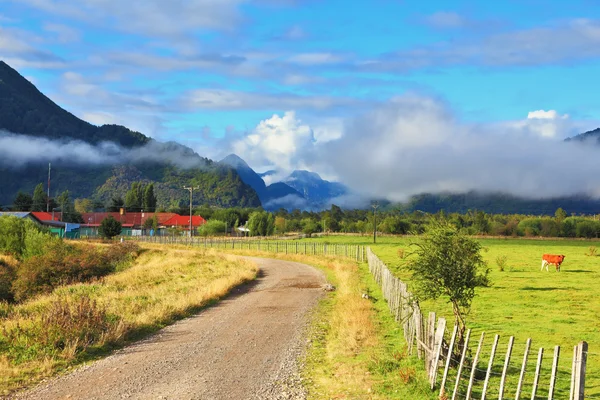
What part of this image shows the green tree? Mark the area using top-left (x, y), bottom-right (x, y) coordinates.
top-left (301, 218), bottom-right (319, 237)
top-left (197, 220), bottom-right (227, 237)
top-left (99, 216), bottom-right (122, 239)
top-left (125, 182), bottom-right (143, 211)
top-left (108, 196), bottom-right (125, 212)
top-left (247, 211), bottom-right (275, 236)
top-left (31, 183), bottom-right (48, 211)
top-left (408, 221), bottom-right (490, 344)
top-left (555, 207), bottom-right (568, 223)
top-left (143, 183), bottom-right (157, 211)
top-left (56, 190), bottom-right (83, 223)
top-left (13, 192), bottom-right (32, 211)
top-left (74, 198), bottom-right (93, 214)
top-left (143, 215), bottom-right (158, 231)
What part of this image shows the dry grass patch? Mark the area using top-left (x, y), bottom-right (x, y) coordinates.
top-left (0, 244), bottom-right (257, 395)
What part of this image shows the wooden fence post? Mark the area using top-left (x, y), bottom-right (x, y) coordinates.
top-left (440, 325), bottom-right (458, 398)
top-left (452, 328), bottom-right (471, 400)
top-left (499, 336), bottom-right (515, 400)
top-left (481, 334), bottom-right (500, 400)
top-left (573, 341), bottom-right (587, 400)
top-left (515, 338), bottom-right (531, 400)
top-left (430, 317), bottom-right (447, 389)
top-left (548, 345), bottom-right (560, 400)
top-left (531, 348), bottom-right (544, 400)
top-left (466, 332), bottom-right (486, 399)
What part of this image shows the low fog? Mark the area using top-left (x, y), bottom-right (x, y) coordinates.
top-left (311, 96), bottom-right (600, 201)
top-left (0, 131), bottom-right (208, 170)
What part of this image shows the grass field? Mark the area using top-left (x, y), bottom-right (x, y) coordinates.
top-left (0, 244), bottom-right (257, 395)
top-left (296, 234), bottom-right (600, 398)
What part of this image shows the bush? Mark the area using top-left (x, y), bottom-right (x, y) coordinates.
top-left (99, 216), bottom-right (122, 239)
top-left (197, 220), bottom-right (227, 237)
top-left (586, 246), bottom-right (597, 257)
top-left (12, 242), bottom-right (140, 302)
top-left (517, 218), bottom-right (541, 237)
top-left (576, 220), bottom-right (600, 238)
top-left (496, 255), bottom-right (508, 272)
top-left (0, 257), bottom-right (16, 302)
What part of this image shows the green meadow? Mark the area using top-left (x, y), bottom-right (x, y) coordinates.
top-left (298, 235), bottom-right (600, 398)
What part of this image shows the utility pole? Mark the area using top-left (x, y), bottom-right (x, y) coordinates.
top-left (183, 186), bottom-right (199, 237)
top-left (372, 201), bottom-right (379, 244)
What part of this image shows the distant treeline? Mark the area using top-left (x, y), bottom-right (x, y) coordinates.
top-left (200, 205), bottom-right (600, 239)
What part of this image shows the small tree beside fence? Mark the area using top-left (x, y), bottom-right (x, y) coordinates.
top-left (366, 248), bottom-right (588, 399)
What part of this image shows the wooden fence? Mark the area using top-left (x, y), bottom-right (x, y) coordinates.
top-left (366, 247), bottom-right (588, 399)
top-left (135, 236), bottom-right (366, 262)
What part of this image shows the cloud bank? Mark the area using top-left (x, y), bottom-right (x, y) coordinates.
top-left (230, 95), bottom-right (600, 202)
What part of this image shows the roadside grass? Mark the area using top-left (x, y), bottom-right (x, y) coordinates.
top-left (295, 235), bottom-right (600, 397)
top-left (0, 244), bottom-right (258, 395)
top-left (209, 247), bottom-right (437, 399)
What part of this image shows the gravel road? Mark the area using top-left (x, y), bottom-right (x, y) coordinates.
top-left (13, 257), bottom-right (326, 400)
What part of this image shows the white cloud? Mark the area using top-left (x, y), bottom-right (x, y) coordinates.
top-left (232, 111), bottom-right (315, 172)
top-left (12, 0), bottom-right (246, 36)
top-left (43, 23), bottom-right (80, 43)
top-left (363, 18), bottom-right (600, 71)
top-left (507, 109), bottom-right (573, 139)
top-left (183, 89), bottom-right (356, 110)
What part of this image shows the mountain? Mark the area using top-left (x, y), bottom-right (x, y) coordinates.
top-left (284, 170), bottom-right (347, 205)
top-left (220, 154), bottom-right (303, 208)
top-left (565, 127), bottom-right (600, 145)
top-left (0, 61), bottom-right (149, 147)
top-left (0, 61), bottom-right (260, 209)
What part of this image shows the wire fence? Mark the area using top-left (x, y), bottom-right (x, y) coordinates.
top-left (135, 235), bottom-right (367, 262)
top-left (366, 247), bottom-right (588, 399)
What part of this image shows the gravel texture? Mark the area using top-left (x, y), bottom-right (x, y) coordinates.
top-left (11, 257), bottom-right (326, 400)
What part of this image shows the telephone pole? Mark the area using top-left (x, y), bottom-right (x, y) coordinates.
top-left (47, 162), bottom-right (51, 212)
top-left (371, 201), bottom-right (379, 244)
top-left (183, 186), bottom-right (199, 236)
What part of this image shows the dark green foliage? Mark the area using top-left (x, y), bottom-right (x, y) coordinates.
top-left (12, 192), bottom-right (32, 211)
top-left (576, 220), bottom-right (600, 238)
top-left (408, 221), bottom-right (490, 333)
top-left (99, 216), bottom-right (122, 239)
top-left (143, 215), bottom-right (158, 230)
top-left (56, 190), bottom-right (83, 223)
top-left (108, 196), bottom-right (125, 212)
top-left (0, 258), bottom-right (16, 302)
top-left (0, 216), bottom-right (29, 256)
top-left (197, 220), bottom-right (227, 236)
top-left (143, 183), bottom-right (156, 211)
top-left (247, 211), bottom-right (275, 236)
top-left (32, 183), bottom-right (48, 211)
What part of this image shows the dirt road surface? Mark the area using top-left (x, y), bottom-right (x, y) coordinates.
top-left (13, 257), bottom-right (326, 400)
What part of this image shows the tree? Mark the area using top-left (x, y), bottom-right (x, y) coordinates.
top-left (143, 215), bottom-right (158, 231)
top-left (143, 183), bottom-right (157, 211)
top-left (99, 216), bottom-right (122, 239)
top-left (247, 211), bottom-right (274, 236)
top-left (408, 221), bottom-right (489, 345)
top-left (555, 207), bottom-right (567, 223)
top-left (74, 198), bottom-right (93, 214)
top-left (56, 190), bottom-right (83, 223)
top-left (108, 196), bottom-right (124, 212)
top-left (13, 192), bottom-right (32, 211)
top-left (31, 183), bottom-right (48, 211)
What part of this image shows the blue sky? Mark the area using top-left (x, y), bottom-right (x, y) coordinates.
top-left (3, 0), bottom-right (600, 199)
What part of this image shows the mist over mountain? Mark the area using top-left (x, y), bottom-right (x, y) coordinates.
top-left (0, 62), bottom-right (259, 209)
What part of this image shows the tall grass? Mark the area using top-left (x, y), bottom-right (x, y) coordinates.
top-left (0, 244), bottom-right (257, 395)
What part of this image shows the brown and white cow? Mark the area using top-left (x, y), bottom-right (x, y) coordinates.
top-left (541, 254), bottom-right (566, 272)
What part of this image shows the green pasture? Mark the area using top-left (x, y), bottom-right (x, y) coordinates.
top-left (298, 235), bottom-right (600, 398)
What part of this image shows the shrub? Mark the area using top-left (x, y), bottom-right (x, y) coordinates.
top-left (576, 221), bottom-right (600, 238)
top-left (496, 255), bottom-right (508, 272)
top-left (99, 216), bottom-right (122, 239)
top-left (586, 246), bottom-right (598, 257)
top-left (0, 256), bottom-right (16, 302)
top-left (12, 242), bottom-right (140, 302)
top-left (197, 220), bottom-right (227, 237)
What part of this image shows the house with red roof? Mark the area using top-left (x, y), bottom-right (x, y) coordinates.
top-left (79, 211), bottom-right (205, 237)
